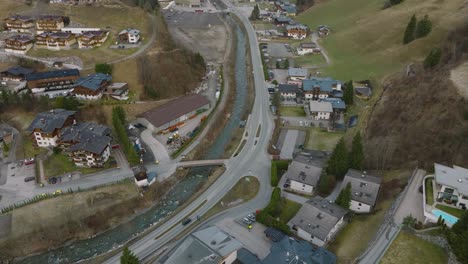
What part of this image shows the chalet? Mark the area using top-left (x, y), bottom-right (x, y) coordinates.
top-left (35, 32), bottom-right (76, 50)
top-left (302, 77), bottom-right (342, 100)
top-left (76, 30), bottom-right (109, 48)
top-left (434, 164), bottom-right (468, 210)
top-left (287, 67), bottom-right (308, 87)
top-left (36, 15), bottom-right (67, 34)
top-left (4, 35), bottom-right (34, 54)
top-left (105, 82), bottom-right (129, 101)
top-left (4, 15), bottom-right (34, 32)
top-left (133, 165), bottom-right (150, 187)
top-left (26, 109), bottom-right (76, 147)
top-left (118, 28), bottom-right (140, 44)
top-left (297, 42), bottom-right (321, 56)
top-left (25, 69), bottom-right (80, 92)
top-left (286, 24), bottom-right (308, 40)
top-left (67, 132), bottom-right (111, 167)
top-left (342, 170), bottom-right (382, 213)
top-left (309, 101), bottom-right (333, 120)
top-left (163, 226), bottom-right (242, 264)
top-left (71, 73), bottom-right (112, 100)
top-left (59, 122), bottom-right (111, 147)
top-left (0, 66), bottom-right (34, 81)
top-left (137, 94), bottom-right (210, 132)
top-left (317, 25), bottom-right (331, 37)
top-left (278, 84), bottom-right (300, 101)
top-left (284, 158), bottom-right (322, 195)
top-left (289, 196), bottom-right (348, 247)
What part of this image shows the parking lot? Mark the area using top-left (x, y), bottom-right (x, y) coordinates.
top-left (267, 43), bottom-right (294, 58)
top-left (0, 160), bottom-right (37, 208)
top-left (216, 217), bottom-right (272, 259)
top-left (276, 129), bottom-right (306, 159)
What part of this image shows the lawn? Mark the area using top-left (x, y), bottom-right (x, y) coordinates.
top-left (43, 153), bottom-right (114, 178)
top-left (435, 204), bottom-right (465, 218)
top-left (329, 170), bottom-right (411, 263)
top-left (20, 136), bottom-right (47, 160)
top-left (425, 178), bottom-right (434, 205)
top-left (204, 176), bottom-right (260, 219)
top-left (293, 54), bottom-right (327, 67)
top-left (380, 231), bottom-right (448, 264)
top-left (278, 199), bottom-right (302, 223)
top-left (305, 127), bottom-right (343, 151)
top-left (279, 106), bottom-right (306, 117)
top-left (296, 0), bottom-right (467, 81)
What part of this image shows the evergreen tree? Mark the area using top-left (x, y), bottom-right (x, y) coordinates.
top-left (95, 63), bottom-right (113, 75)
top-left (276, 61), bottom-right (281, 69)
top-left (349, 131), bottom-right (364, 170)
top-left (343, 80), bottom-right (354, 105)
top-left (403, 14), bottom-right (417, 44)
top-left (423, 47), bottom-right (441, 69)
top-left (415, 15), bottom-right (432, 39)
top-left (250, 4), bottom-right (260, 20)
top-left (447, 211), bottom-right (468, 263)
top-left (121, 246), bottom-right (140, 264)
top-left (335, 182), bottom-right (351, 209)
top-left (283, 59), bottom-right (289, 69)
top-left (326, 138), bottom-right (349, 180)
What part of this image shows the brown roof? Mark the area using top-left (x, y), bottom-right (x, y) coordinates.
top-left (138, 94), bottom-right (210, 128)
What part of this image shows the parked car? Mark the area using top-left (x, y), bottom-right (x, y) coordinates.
top-left (243, 217), bottom-right (253, 225)
top-left (247, 214), bottom-right (256, 222)
top-left (24, 176), bottom-right (35, 182)
top-left (24, 158), bottom-right (35, 165)
top-left (182, 218), bottom-right (192, 226)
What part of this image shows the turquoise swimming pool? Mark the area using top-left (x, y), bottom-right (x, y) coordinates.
top-left (432, 209), bottom-right (459, 226)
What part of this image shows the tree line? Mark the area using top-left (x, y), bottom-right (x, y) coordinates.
top-left (403, 14), bottom-right (432, 44)
top-left (112, 106), bottom-right (140, 165)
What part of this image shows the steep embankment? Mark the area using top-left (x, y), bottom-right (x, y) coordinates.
top-left (365, 24), bottom-right (468, 169)
top-left (297, 0), bottom-right (468, 80)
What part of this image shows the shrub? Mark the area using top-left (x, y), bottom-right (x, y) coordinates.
top-left (423, 47), bottom-right (442, 69)
top-left (95, 63), bottom-right (112, 75)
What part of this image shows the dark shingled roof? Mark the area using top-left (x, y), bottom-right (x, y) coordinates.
top-left (68, 134), bottom-right (111, 154)
top-left (26, 109), bottom-right (76, 133)
top-left (138, 94), bottom-right (210, 128)
top-left (289, 196), bottom-right (348, 241)
top-left (74, 73), bottom-right (111, 91)
top-left (1, 66), bottom-right (34, 76)
top-left (25, 69), bottom-right (80, 81)
top-left (59, 122), bottom-right (111, 142)
top-left (342, 169), bottom-right (382, 206)
top-left (278, 84), bottom-right (300, 94)
top-left (7, 35), bottom-right (34, 43)
top-left (5, 15), bottom-right (33, 22)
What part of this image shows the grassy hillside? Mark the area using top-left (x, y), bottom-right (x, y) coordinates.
top-left (297, 0), bottom-right (468, 80)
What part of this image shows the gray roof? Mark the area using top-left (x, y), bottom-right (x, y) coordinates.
top-left (163, 226), bottom-right (242, 264)
top-left (59, 122), bottom-right (111, 142)
top-left (302, 77), bottom-right (341, 92)
top-left (288, 67), bottom-right (308, 78)
top-left (119, 28), bottom-right (140, 36)
top-left (289, 196), bottom-right (348, 241)
top-left (355, 87), bottom-right (372, 97)
top-left (434, 163), bottom-right (468, 196)
top-left (138, 94), bottom-right (210, 128)
top-left (285, 160), bottom-right (322, 187)
top-left (342, 169), bottom-right (382, 206)
top-left (68, 134), bottom-right (111, 154)
top-left (321, 98), bottom-right (346, 110)
top-left (74, 73), bottom-right (111, 91)
top-left (286, 24), bottom-right (308, 30)
top-left (278, 84), bottom-right (299, 94)
top-left (26, 109), bottom-right (76, 133)
top-left (262, 236), bottom-right (336, 264)
top-left (38, 31), bottom-right (73, 39)
top-left (300, 43), bottom-right (317, 49)
top-left (7, 34), bottom-right (34, 43)
top-left (309, 101), bottom-right (333, 113)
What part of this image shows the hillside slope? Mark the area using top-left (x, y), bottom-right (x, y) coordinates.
top-left (365, 24), bottom-right (468, 169)
top-left (297, 0), bottom-right (468, 80)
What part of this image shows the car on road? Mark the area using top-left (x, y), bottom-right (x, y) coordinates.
top-left (182, 218), bottom-right (192, 226)
top-left (24, 176), bottom-right (35, 182)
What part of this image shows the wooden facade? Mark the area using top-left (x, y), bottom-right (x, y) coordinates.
top-left (35, 32), bottom-right (76, 50)
top-left (77, 31), bottom-right (109, 48)
top-left (36, 15), bottom-right (66, 33)
top-left (4, 15), bottom-right (34, 32)
top-left (5, 35), bottom-right (34, 54)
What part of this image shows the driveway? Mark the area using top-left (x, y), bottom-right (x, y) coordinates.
top-left (276, 129), bottom-right (306, 160)
top-left (216, 217), bottom-right (272, 259)
top-left (393, 169), bottom-right (425, 224)
top-left (140, 129), bottom-right (170, 163)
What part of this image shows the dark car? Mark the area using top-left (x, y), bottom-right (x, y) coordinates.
top-left (283, 183), bottom-right (290, 188)
top-left (268, 88), bottom-right (275, 94)
top-left (182, 218), bottom-right (192, 226)
top-left (24, 176), bottom-right (35, 182)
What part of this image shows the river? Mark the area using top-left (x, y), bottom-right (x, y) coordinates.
top-left (20, 22), bottom-right (248, 264)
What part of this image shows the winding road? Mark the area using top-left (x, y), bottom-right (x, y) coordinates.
top-left (102, 1), bottom-right (274, 262)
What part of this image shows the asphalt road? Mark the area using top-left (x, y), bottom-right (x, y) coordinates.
top-left (103, 2), bottom-right (274, 263)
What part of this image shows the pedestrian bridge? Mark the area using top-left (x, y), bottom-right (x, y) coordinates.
top-left (177, 159), bottom-right (227, 168)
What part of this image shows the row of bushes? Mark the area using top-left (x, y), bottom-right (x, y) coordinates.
top-left (0, 178), bottom-right (133, 215)
top-left (256, 187), bottom-right (292, 235)
top-left (271, 160), bottom-right (289, 186)
top-left (112, 106), bottom-right (140, 165)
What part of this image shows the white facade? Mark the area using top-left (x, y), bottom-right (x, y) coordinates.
top-left (287, 32), bottom-right (307, 40)
top-left (223, 251), bottom-right (237, 264)
top-left (296, 216), bottom-right (345, 247)
top-left (73, 92), bottom-right (103, 100)
top-left (61, 27), bottom-right (101, 34)
top-left (297, 48), bottom-right (314, 55)
top-left (135, 178), bottom-right (149, 187)
top-left (280, 91), bottom-right (297, 99)
top-left (5, 43), bottom-right (33, 54)
top-left (350, 200), bottom-right (372, 213)
top-left (305, 93), bottom-right (329, 100)
top-left (290, 180), bottom-right (314, 194)
top-left (128, 32), bottom-right (140, 43)
top-left (440, 184), bottom-right (468, 209)
top-left (34, 132), bottom-right (59, 147)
